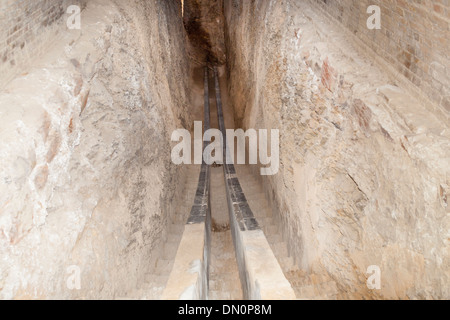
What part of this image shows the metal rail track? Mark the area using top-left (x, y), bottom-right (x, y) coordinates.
top-left (165, 66), bottom-right (294, 300)
top-left (187, 67), bottom-right (211, 226)
top-left (186, 65), bottom-right (259, 230)
top-left (213, 66), bottom-right (260, 232)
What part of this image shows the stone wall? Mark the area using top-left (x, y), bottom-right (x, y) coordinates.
top-left (183, 0), bottom-right (227, 64)
top-left (309, 0), bottom-right (450, 113)
top-left (224, 0), bottom-right (449, 299)
top-left (0, 0), bottom-right (87, 89)
top-left (0, 0), bottom-right (191, 299)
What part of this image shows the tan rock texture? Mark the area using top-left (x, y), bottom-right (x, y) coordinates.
top-left (309, 0), bottom-right (450, 113)
top-left (0, 0), bottom-right (87, 89)
top-left (0, 0), bottom-right (448, 301)
top-left (0, 0), bottom-right (192, 299)
top-left (224, 0), bottom-right (449, 299)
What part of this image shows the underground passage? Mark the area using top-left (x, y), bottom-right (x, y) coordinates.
top-left (0, 0), bottom-right (449, 300)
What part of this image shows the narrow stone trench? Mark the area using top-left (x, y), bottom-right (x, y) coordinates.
top-left (179, 0), bottom-right (349, 299)
top-left (180, 0), bottom-right (249, 297)
top-left (0, 0), bottom-right (448, 301)
top-left (172, 65), bottom-right (244, 300)
top-left (207, 67), bottom-right (243, 300)
top-left (209, 165), bottom-right (243, 300)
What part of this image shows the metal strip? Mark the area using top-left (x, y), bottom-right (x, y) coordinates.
top-left (213, 66), bottom-right (260, 232)
top-left (187, 67), bottom-right (211, 225)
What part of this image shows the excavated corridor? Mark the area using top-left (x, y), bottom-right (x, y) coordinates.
top-left (0, 0), bottom-right (448, 301)
top-left (207, 68), bottom-right (243, 300)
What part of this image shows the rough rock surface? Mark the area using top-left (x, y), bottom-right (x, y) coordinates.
top-left (0, 0), bottom-right (191, 299)
top-left (183, 0), bottom-right (227, 65)
top-left (224, 0), bottom-right (449, 299)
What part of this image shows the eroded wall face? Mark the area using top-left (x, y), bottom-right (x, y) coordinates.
top-left (0, 0), bottom-right (87, 88)
top-left (183, 0), bottom-right (227, 64)
top-left (0, 0), bottom-right (191, 299)
top-left (310, 0), bottom-right (450, 113)
top-left (224, 0), bottom-right (449, 299)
